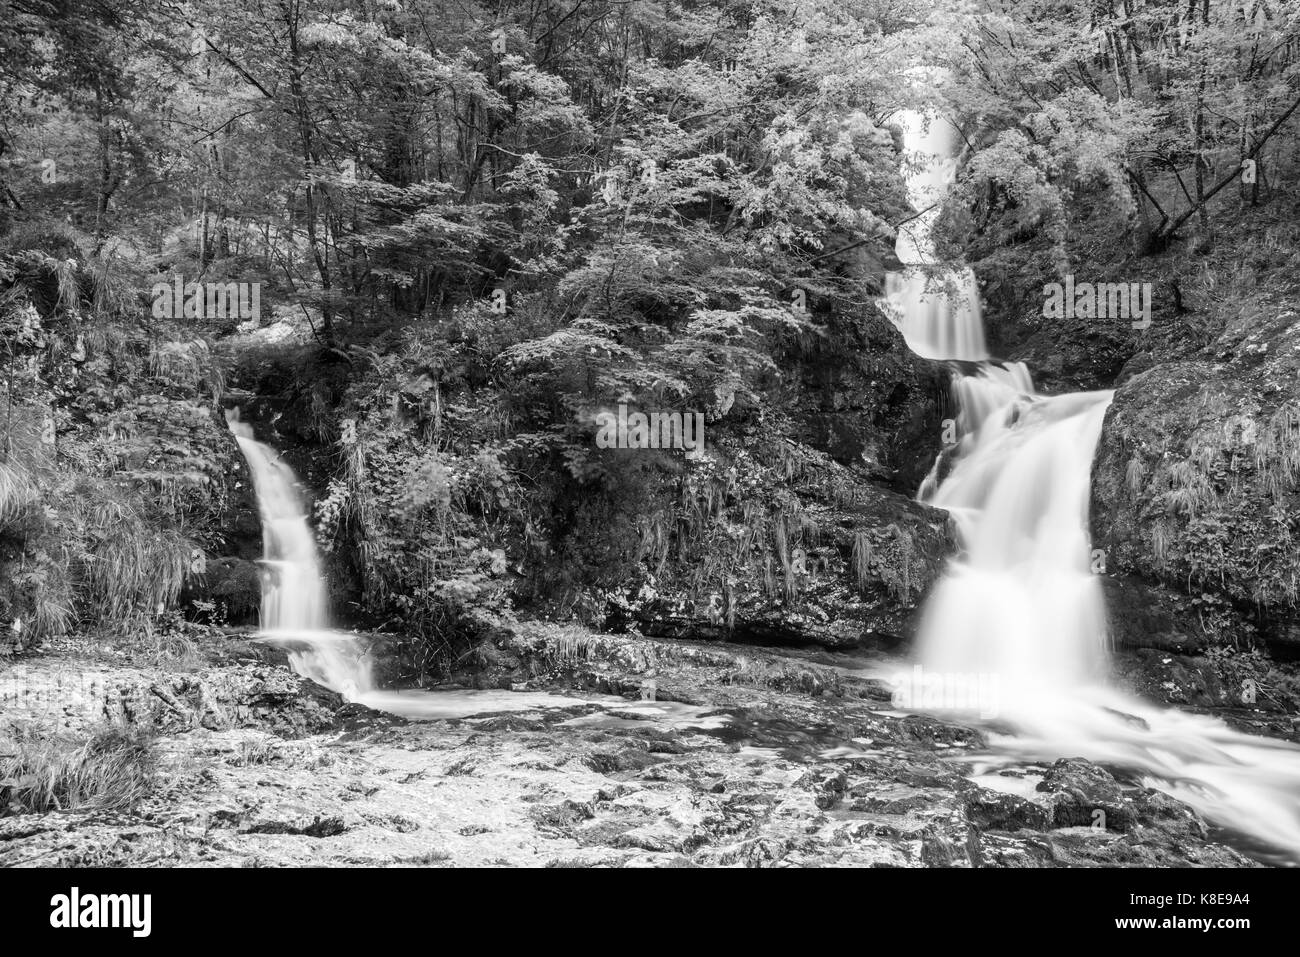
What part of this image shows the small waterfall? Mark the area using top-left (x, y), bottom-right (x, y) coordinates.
top-left (883, 269), bottom-right (987, 361)
top-left (227, 412), bottom-right (373, 701)
top-left (886, 110), bottom-right (1300, 862)
top-left (880, 112), bottom-right (987, 361)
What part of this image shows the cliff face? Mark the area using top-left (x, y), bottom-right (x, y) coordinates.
top-left (604, 432), bottom-right (956, 650)
top-left (606, 302), bottom-right (953, 650)
top-left (1092, 302), bottom-right (1300, 659)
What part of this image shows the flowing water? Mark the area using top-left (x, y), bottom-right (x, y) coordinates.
top-left (225, 111), bottom-right (1300, 862)
top-left (881, 111), bottom-right (987, 361)
top-left (228, 413), bottom-right (375, 702)
top-left (885, 111), bottom-right (1300, 863)
top-left (228, 414), bottom-right (610, 721)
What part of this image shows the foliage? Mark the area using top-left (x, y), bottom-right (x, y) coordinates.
top-left (0, 725), bottom-right (157, 816)
top-left (0, 248), bottom-right (233, 638)
top-left (932, 0), bottom-right (1300, 285)
top-left (0, 0), bottom-right (1026, 665)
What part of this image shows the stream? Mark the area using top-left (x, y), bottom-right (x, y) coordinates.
top-left (224, 112), bottom-right (1300, 867)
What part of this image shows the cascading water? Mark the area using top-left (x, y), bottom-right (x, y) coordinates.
top-left (228, 413), bottom-right (564, 721)
top-left (227, 412), bottom-right (373, 701)
top-left (881, 111), bottom-right (987, 362)
top-left (916, 388), bottom-right (1114, 688)
top-left (886, 110), bottom-right (1300, 862)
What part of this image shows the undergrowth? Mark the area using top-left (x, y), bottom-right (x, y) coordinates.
top-left (0, 724), bottom-right (157, 815)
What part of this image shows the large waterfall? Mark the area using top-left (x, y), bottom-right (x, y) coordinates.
top-left (887, 112), bottom-right (1300, 862)
top-left (228, 413), bottom-right (374, 701)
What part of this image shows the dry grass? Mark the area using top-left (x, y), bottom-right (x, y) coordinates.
top-left (71, 494), bottom-right (192, 628)
top-left (0, 459), bottom-right (40, 529)
top-left (1151, 520), bottom-right (1171, 569)
top-left (1156, 460), bottom-right (1216, 518)
top-left (1124, 456), bottom-right (1147, 501)
top-left (226, 737), bottom-right (334, 770)
top-left (31, 568), bottom-right (74, 640)
top-left (852, 525), bottom-right (916, 600)
top-left (772, 510), bottom-right (795, 602)
top-left (400, 848), bottom-right (452, 865)
top-left (1255, 403), bottom-right (1300, 500)
top-left (147, 338), bottom-right (224, 403)
top-left (0, 398), bottom-right (52, 531)
top-left (851, 531), bottom-right (873, 591)
top-left (551, 624), bottom-right (603, 664)
top-left (0, 725), bottom-right (157, 815)
top-left (231, 739), bottom-right (279, 767)
top-left (145, 630), bottom-right (203, 671)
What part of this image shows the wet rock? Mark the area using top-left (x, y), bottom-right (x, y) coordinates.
top-left (848, 785), bottom-right (936, 815)
top-left (631, 485), bottom-right (955, 651)
top-left (584, 748), bottom-right (663, 775)
top-left (1130, 789), bottom-right (1209, 841)
top-left (1110, 649), bottom-right (1300, 741)
top-left (362, 813), bottom-right (421, 833)
top-left (789, 305), bottom-right (948, 492)
top-left (1091, 306), bottom-right (1300, 659)
top-left (530, 801), bottom-right (595, 830)
top-left (812, 768), bottom-right (848, 810)
top-left (1036, 759), bottom-right (1136, 831)
top-left (0, 662), bottom-right (345, 737)
top-left (244, 814), bottom-right (350, 838)
top-left (890, 760), bottom-right (972, 790)
top-left (920, 825), bottom-right (979, 867)
top-left (1100, 576), bottom-right (1213, 654)
top-left (0, 630), bottom-right (1275, 869)
top-left (964, 788), bottom-right (1051, 831)
top-left (898, 714), bottom-right (985, 748)
top-left (613, 824), bottom-right (692, 854)
top-left (1111, 649), bottom-right (1235, 708)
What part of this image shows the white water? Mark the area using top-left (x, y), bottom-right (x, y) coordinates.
top-left (880, 112), bottom-right (987, 361)
top-left (888, 110), bottom-right (1300, 863)
top-left (883, 269), bottom-right (987, 361)
top-left (916, 388), bottom-right (1113, 688)
top-left (228, 415), bottom-right (609, 722)
top-left (227, 413), bottom-right (374, 702)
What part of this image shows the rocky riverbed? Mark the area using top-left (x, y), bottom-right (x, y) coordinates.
top-left (3, 623), bottom-right (1294, 868)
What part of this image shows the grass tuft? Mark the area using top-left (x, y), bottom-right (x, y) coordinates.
top-left (0, 725), bottom-right (157, 815)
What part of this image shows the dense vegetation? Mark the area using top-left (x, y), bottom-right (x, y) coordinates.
top-left (5, 0), bottom-right (1300, 667)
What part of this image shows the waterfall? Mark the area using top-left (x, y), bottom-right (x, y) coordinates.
top-left (227, 412), bottom-right (373, 701)
top-left (886, 111), bottom-right (1300, 862)
top-left (227, 413), bottom-right (541, 720)
top-left (882, 270), bottom-right (987, 361)
top-left (917, 387), bottom-right (1114, 688)
top-left (880, 112), bottom-right (987, 361)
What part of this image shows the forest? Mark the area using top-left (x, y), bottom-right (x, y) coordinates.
top-left (3, 0), bottom-right (1300, 873)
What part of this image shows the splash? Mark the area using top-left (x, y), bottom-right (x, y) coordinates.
top-left (227, 412), bottom-right (373, 701)
top-left (889, 111), bottom-right (1300, 863)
